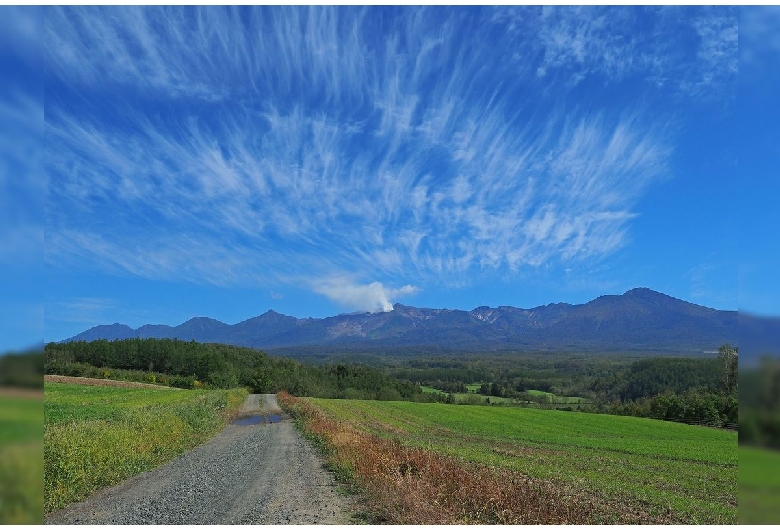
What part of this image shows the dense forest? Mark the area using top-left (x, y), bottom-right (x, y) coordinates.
top-left (588, 350), bottom-right (738, 426)
top-left (383, 352), bottom-right (625, 400)
top-left (382, 348), bottom-right (737, 426)
top-left (590, 357), bottom-right (722, 400)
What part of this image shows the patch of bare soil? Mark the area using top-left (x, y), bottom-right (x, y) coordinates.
top-left (0, 387), bottom-right (44, 399)
top-left (44, 375), bottom-right (181, 390)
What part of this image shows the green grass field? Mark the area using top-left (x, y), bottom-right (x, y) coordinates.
top-left (739, 445), bottom-right (780, 524)
top-left (420, 385), bottom-right (587, 405)
top-left (46, 382), bottom-right (197, 425)
top-left (307, 398), bottom-right (737, 523)
top-left (526, 389), bottom-right (589, 403)
top-left (1, 394), bottom-right (42, 444)
top-left (0, 393), bottom-right (43, 524)
top-left (44, 382), bottom-right (247, 514)
top-left (419, 386), bottom-right (511, 404)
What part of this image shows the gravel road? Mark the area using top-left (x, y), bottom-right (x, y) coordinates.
top-left (45, 394), bottom-right (353, 525)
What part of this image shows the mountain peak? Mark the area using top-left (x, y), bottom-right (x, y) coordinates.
top-left (179, 317), bottom-right (228, 329)
top-left (624, 287), bottom-right (662, 297)
top-left (184, 316), bottom-right (216, 322)
top-left (622, 288), bottom-right (688, 306)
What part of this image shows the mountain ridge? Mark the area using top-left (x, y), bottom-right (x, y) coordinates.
top-left (62, 288), bottom-right (737, 353)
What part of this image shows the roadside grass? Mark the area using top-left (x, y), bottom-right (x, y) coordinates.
top-left (1, 394), bottom-right (43, 524)
top-left (739, 445), bottom-right (780, 524)
top-left (44, 382), bottom-right (247, 514)
top-left (282, 395), bottom-right (736, 524)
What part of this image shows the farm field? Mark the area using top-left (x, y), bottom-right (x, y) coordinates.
top-left (0, 393), bottom-right (43, 524)
top-left (419, 384), bottom-right (585, 405)
top-left (297, 397), bottom-right (736, 524)
top-left (739, 445), bottom-right (780, 524)
top-left (526, 389), bottom-right (589, 403)
top-left (44, 382), bottom-right (247, 514)
top-left (419, 385), bottom-right (509, 403)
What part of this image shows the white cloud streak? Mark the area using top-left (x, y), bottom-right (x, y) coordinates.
top-left (43, 7), bottom-right (735, 311)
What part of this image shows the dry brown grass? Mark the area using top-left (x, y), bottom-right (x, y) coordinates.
top-left (279, 392), bottom-right (672, 525)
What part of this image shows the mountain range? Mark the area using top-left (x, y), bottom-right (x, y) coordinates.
top-left (63, 288), bottom-right (737, 353)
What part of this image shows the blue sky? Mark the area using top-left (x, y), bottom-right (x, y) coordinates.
top-left (738, 7), bottom-right (780, 321)
top-left (38, 6), bottom-right (749, 343)
top-left (1, 6), bottom-right (43, 351)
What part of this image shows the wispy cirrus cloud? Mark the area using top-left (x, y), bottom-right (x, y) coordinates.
top-left (44, 6), bottom-right (735, 312)
top-left (493, 6), bottom-right (737, 97)
top-left (45, 297), bottom-right (118, 325)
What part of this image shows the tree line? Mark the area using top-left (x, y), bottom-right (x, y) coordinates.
top-left (44, 339), bottom-right (427, 401)
top-left (0, 350), bottom-right (43, 388)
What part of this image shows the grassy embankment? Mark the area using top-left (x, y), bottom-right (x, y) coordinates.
top-left (0, 392), bottom-right (43, 524)
top-left (739, 445), bottom-right (780, 524)
top-left (44, 382), bottom-right (247, 514)
top-left (280, 394), bottom-right (736, 524)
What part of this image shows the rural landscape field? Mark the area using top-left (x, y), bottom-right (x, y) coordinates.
top-left (40, 336), bottom-right (742, 523)
top-left (10, 3), bottom-right (778, 526)
top-left (0, 392), bottom-right (42, 524)
top-left (739, 445), bottom-right (780, 524)
top-left (282, 394), bottom-right (736, 524)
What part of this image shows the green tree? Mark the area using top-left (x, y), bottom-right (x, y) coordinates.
top-left (718, 344), bottom-right (738, 395)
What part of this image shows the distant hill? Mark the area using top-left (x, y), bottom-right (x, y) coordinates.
top-left (63, 288), bottom-right (737, 353)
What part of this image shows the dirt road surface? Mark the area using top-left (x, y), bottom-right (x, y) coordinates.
top-left (45, 394), bottom-right (353, 524)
